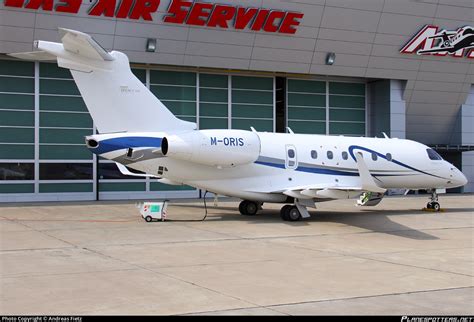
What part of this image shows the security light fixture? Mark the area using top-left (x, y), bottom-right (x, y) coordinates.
top-left (146, 38), bottom-right (157, 52)
top-left (326, 52), bottom-right (336, 65)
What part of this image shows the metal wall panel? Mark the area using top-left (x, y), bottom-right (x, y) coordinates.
top-left (0, 0), bottom-right (472, 145)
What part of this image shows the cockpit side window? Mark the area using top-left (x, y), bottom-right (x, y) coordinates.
top-left (426, 148), bottom-right (442, 161)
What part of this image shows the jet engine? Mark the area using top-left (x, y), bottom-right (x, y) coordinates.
top-left (161, 130), bottom-right (260, 167)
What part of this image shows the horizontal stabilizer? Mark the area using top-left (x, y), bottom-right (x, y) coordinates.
top-left (8, 51), bottom-right (56, 61)
top-left (9, 28), bottom-right (114, 64)
top-left (58, 28), bottom-right (114, 61)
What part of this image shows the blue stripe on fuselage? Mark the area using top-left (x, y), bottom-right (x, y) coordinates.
top-left (91, 137), bottom-right (162, 155)
top-left (347, 145), bottom-right (445, 179)
top-left (255, 161), bottom-right (359, 176)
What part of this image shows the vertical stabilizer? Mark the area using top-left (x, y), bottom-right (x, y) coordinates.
top-left (9, 28), bottom-right (196, 134)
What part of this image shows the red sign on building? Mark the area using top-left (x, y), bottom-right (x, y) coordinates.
top-left (401, 25), bottom-right (474, 58)
top-left (4, 0), bottom-right (304, 34)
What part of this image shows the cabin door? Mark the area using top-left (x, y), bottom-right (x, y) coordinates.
top-left (285, 145), bottom-right (298, 170)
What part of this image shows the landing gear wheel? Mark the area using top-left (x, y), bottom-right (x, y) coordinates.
top-left (287, 206), bottom-right (301, 222)
top-left (239, 200), bottom-right (259, 216)
top-left (427, 190), bottom-right (441, 212)
top-left (238, 201), bottom-right (245, 215)
top-left (145, 216), bottom-right (152, 223)
top-left (431, 202), bottom-right (441, 212)
top-left (280, 205), bottom-right (292, 221)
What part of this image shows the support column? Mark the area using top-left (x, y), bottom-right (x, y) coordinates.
top-left (461, 85), bottom-right (474, 192)
top-left (368, 79), bottom-right (406, 139)
top-left (389, 80), bottom-right (406, 139)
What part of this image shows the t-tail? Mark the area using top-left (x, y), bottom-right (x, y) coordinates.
top-left (8, 28), bottom-right (196, 134)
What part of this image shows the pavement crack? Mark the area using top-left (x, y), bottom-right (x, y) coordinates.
top-left (266, 286), bottom-right (474, 309)
top-left (349, 253), bottom-right (474, 278)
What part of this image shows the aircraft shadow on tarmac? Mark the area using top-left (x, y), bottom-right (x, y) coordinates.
top-left (167, 203), bottom-right (473, 240)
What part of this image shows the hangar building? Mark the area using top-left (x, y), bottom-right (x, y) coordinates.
top-left (0, 0), bottom-right (473, 202)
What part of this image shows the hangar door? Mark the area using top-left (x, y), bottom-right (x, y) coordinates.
top-left (287, 79), bottom-right (366, 136)
top-left (198, 74), bottom-right (274, 132)
top-left (0, 60), bottom-right (198, 202)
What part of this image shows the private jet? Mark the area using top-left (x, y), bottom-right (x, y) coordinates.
top-left (9, 29), bottom-right (468, 221)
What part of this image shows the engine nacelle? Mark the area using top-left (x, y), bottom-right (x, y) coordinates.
top-left (161, 130), bottom-right (261, 167)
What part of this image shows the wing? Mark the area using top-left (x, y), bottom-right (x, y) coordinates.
top-left (246, 151), bottom-right (386, 200)
top-left (245, 182), bottom-right (364, 200)
top-left (285, 186), bottom-right (365, 200)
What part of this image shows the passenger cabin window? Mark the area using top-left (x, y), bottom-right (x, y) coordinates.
top-left (386, 153), bottom-right (392, 161)
top-left (311, 150), bottom-right (317, 159)
top-left (327, 151), bottom-right (333, 159)
top-left (372, 153), bottom-right (378, 161)
top-left (427, 148), bottom-right (442, 161)
top-left (342, 151), bottom-right (348, 160)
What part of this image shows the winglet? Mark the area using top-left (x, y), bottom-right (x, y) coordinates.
top-left (354, 152), bottom-right (386, 193)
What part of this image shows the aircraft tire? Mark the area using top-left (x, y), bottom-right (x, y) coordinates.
top-left (239, 200), bottom-right (258, 216)
top-left (238, 201), bottom-right (246, 215)
top-left (280, 205), bottom-right (292, 221)
top-left (287, 206), bottom-right (301, 222)
top-left (426, 202), bottom-right (433, 209)
top-left (432, 202), bottom-right (441, 212)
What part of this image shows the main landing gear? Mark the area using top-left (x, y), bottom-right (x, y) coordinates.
top-left (238, 200), bottom-right (310, 221)
top-left (239, 200), bottom-right (261, 216)
top-left (280, 205), bottom-right (302, 221)
top-left (426, 189), bottom-right (441, 212)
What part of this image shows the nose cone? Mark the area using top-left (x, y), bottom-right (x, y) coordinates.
top-left (450, 165), bottom-right (468, 188)
top-left (456, 171), bottom-right (468, 187)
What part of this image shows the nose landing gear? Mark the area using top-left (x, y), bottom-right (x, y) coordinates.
top-left (426, 190), bottom-right (441, 212)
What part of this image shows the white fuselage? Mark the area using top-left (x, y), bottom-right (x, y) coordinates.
top-left (87, 130), bottom-right (467, 203)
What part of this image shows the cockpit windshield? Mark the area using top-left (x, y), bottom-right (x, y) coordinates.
top-left (426, 148), bottom-right (443, 161)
